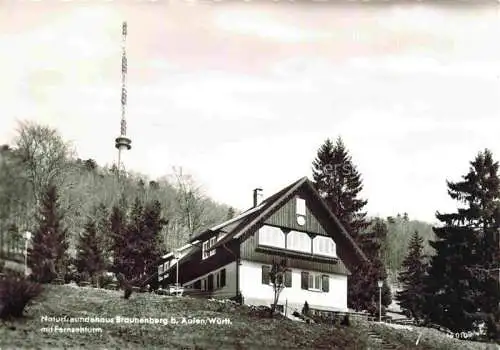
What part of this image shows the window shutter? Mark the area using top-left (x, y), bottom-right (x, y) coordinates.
top-left (220, 269), bottom-right (226, 287)
top-left (301, 272), bottom-right (309, 290)
top-left (262, 266), bottom-right (271, 284)
top-left (322, 275), bottom-right (329, 292)
top-left (284, 270), bottom-right (292, 287)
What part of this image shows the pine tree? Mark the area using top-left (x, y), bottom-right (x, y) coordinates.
top-left (396, 231), bottom-right (428, 323)
top-left (94, 202), bottom-right (112, 267)
top-left (140, 199), bottom-right (168, 288)
top-left (423, 149), bottom-right (500, 333)
top-left (29, 184), bottom-right (69, 283)
top-left (110, 197), bottom-right (128, 277)
top-left (312, 137), bottom-right (369, 240)
top-left (312, 137), bottom-right (376, 311)
top-left (75, 218), bottom-right (105, 286)
top-left (349, 219), bottom-right (391, 313)
top-left (226, 207), bottom-right (236, 220)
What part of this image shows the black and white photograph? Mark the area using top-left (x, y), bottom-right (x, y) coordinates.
top-left (0, 0), bottom-right (500, 349)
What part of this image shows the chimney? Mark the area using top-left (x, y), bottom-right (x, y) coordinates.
top-left (253, 188), bottom-right (263, 207)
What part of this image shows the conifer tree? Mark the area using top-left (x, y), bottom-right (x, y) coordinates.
top-left (94, 202), bottom-right (112, 267)
top-left (312, 137), bottom-right (369, 240)
top-left (313, 137), bottom-right (386, 311)
top-left (75, 218), bottom-right (105, 286)
top-left (29, 184), bottom-right (69, 283)
top-left (348, 220), bottom-right (391, 313)
top-left (424, 149), bottom-right (500, 333)
top-left (110, 196), bottom-right (128, 277)
top-left (140, 199), bottom-right (168, 287)
top-left (397, 230), bottom-right (427, 323)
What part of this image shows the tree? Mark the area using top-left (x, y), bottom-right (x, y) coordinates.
top-left (269, 258), bottom-right (287, 317)
top-left (312, 137), bottom-right (369, 240)
top-left (396, 231), bottom-right (428, 323)
top-left (347, 219), bottom-right (391, 313)
top-left (226, 207), bottom-right (236, 220)
top-left (94, 203), bottom-right (113, 267)
top-left (423, 149), bottom-right (500, 333)
top-left (29, 184), bottom-right (69, 283)
top-left (110, 196), bottom-right (129, 278)
top-left (75, 218), bottom-right (105, 287)
top-left (312, 138), bottom-right (378, 310)
top-left (140, 199), bottom-right (168, 289)
top-left (172, 167), bottom-right (206, 236)
top-left (12, 121), bottom-right (73, 206)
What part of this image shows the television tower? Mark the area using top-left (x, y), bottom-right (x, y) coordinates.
top-left (115, 21), bottom-right (132, 173)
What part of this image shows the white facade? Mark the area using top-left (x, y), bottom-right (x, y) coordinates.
top-left (239, 259), bottom-right (348, 313)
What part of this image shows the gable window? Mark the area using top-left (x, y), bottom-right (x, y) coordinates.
top-left (313, 236), bottom-right (337, 258)
top-left (202, 236), bottom-right (217, 260)
top-left (296, 198), bottom-right (306, 216)
top-left (301, 272), bottom-right (330, 292)
top-left (258, 225), bottom-right (285, 249)
top-left (287, 230), bottom-right (311, 253)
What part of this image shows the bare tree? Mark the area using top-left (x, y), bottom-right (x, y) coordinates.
top-left (269, 258), bottom-right (287, 317)
top-left (171, 167), bottom-right (206, 237)
top-left (13, 121), bottom-right (74, 206)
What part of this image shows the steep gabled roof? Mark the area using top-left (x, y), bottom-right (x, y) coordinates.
top-left (208, 177), bottom-right (369, 270)
top-left (189, 177), bottom-right (305, 243)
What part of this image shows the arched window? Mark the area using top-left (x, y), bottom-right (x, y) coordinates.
top-left (313, 235), bottom-right (336, 257)
top-left (287, 230), bottom-right (311, 253)
top-left (258, 225), bottom-right (285, 249)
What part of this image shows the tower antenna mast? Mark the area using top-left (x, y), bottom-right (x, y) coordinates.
top-left (115, 21), bottom-right (132, 175)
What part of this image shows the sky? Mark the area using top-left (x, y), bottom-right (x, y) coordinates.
top-left (0, 1), bottom-right (499, 223)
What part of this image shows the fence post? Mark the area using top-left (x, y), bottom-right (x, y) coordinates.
top-left (285, 299), bottom-right (288, 317)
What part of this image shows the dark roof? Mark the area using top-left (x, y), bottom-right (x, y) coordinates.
top-left (207, 176), bottom-right (369, 269)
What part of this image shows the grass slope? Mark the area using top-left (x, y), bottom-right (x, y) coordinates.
top-left (0, 285), bottom-right (368, 349)
top-left (1, 285), bottom-right (496, 349)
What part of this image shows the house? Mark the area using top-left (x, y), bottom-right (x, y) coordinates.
top-left (157, 176), bottom-right (369, 314)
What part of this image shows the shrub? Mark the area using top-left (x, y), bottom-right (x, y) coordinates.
top-left (0, 274), bottom-right (43, 319)
top-left (98, 273), bottom-right (115, 289)
top-left (230, 293), bottom-right (244, 305)
top-left (302, 301), bottom-right (310, 317)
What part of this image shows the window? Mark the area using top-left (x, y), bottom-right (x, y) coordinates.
top-left (284, 270), bottom-right (292, 288)
top-left (207, 274), bottom-right (214, 291)
top-left (220, 269), bottom-right (226, 288)
top-left (258, 225), bottom-right (285, 249)
top-left (202, 236), bottom-right (217, 259)
top-left (202, 241), bottom-right (209, 259)
top-left (158, 264), bottom-right (164, 281)
top-left (313, 236), bottom-right (337, 257)
top-left (262, 265), bottom-right (292, 288)
top-left (262, 265), bottom-right (271, 285)
top-left (296, 198), bottom-right (306, 216)
top-left (301, 272), bottom-right (330, 292)
top-left (287, 231), bottom-right (311, 253)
